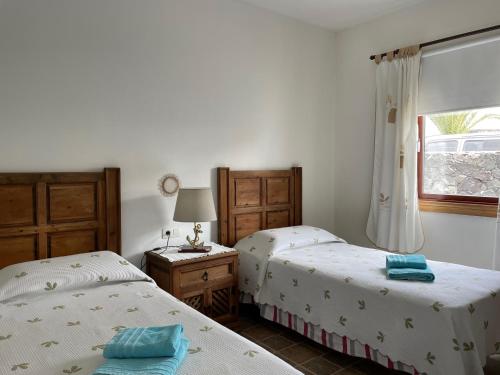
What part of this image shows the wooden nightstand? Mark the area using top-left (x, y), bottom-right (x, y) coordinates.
top-left (146, 244), bottom-right (239, 324)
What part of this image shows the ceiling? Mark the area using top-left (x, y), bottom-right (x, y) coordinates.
top-left (238, 0), bottom-right (429, 30)
top-left (0, 0), bottom-right (429, 31)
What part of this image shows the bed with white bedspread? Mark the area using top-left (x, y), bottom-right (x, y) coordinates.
top-left (0, 251), bottom-right (301, 375)
top-left (237, 226), bottom-right (500, 375)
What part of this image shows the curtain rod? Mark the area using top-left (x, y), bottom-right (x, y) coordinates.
top-left (369, 24), bottom-right (500, 60)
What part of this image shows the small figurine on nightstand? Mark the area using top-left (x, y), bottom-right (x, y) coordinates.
top-left (173, 188), bottom-right (217, 253)
top-left (186, 223), bottom-right (204, 249)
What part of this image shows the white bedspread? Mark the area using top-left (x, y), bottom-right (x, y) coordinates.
top-left (236, 226), bottom-right (500, 375)
top-left (0, 251), bottom-right (301, 375)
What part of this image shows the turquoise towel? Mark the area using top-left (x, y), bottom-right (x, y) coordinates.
top-left (94, 338), bottom-right (189, 375)
top-left (386, 254), bottom-right (427, 270)
top-left (103, 325), bottom-right (184, 359)
top-left (387, 265), bottom-right (435, 282)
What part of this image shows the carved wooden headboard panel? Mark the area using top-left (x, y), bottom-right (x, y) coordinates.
top-left (0, 168), bottom-right (121, 268)
top-left (217, 167), bottom-right (302, 247)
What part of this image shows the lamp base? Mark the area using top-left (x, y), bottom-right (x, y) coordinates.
top-left (178, 245), bottom-right (212, 253)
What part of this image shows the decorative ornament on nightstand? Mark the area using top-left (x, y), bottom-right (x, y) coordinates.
top-left (173, 188), bottom-right (217, 253)
top-left (158, 174), bottom-right (180, 197)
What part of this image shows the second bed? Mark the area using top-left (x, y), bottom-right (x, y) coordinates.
top-left (235, 225), bottom-right (500, 375)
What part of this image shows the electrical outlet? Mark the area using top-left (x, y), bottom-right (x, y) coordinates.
top-left (161, 227), bottom-right (170, 239)
top-left (161, 227), bottom-right (180, 239)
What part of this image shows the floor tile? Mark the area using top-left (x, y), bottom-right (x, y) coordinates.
top-left (231, 318), bottom-right (257, 333)
top-left (322, 349), bottom-right (359, 367)
top-left (280, 343), bottom-right (323, 364)
top-left (332, 368), bottom-right (363, 375)
top-left (274, 349), bottom-right (301, 366)
top-left (242, 324), bottom-right (280, 341)
top-left (262, 334), bottom-right (296, 351)
top-left (230, 306), bottom-right (407, 375)
top-left (279, 328), bottom-right (307, 343)
top-left (302, 356), bottom-right (342, 375)
top-left (296, 366), bottom-right (316, 375)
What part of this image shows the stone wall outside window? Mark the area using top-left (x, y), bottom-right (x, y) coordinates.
top-left (423, 152), bottom-right (500, 197)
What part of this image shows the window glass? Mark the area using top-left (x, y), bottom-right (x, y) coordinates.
top-left (426, 140), bottom-right (458, 153)
top-left (421, 107), bottom-right (500, 198)
top-left (463, 139), bottom-right (500, 152)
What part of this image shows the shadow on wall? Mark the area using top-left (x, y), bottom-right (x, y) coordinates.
top-left (121, 195), bottom-right (173, 266)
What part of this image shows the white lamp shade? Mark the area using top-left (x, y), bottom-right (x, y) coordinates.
top-left (173, 188), bottom-right (217, 223)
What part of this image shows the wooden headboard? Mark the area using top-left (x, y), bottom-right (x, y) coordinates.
top-left (0, 168), bottom-right (121, 268)
top-left (217, 167), bottom-right (302, 246)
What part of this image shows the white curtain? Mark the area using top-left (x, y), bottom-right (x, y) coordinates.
top-left (366, 51), bottom-right (424, 252)
top-left (494, 198), bottom-right (500, 271)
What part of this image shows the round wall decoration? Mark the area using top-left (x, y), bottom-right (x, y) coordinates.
top-left (158, 174), bottom-right (180, 197)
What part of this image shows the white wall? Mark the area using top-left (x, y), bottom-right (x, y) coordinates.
top-left (3, 0), bottom-right (496, 270)
top-left (0, 0), bottom-right (336, 265)
top-left (334, 0), bottom-right (500, 269)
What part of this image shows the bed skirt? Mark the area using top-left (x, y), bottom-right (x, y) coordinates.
top-left (241, 293), bottom-right (420, 375)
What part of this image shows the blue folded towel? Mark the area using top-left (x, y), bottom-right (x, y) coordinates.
top-left (387, 265), bottom-right (435, 282)
top-left (386, 254), bottom-right (427, 270)
top-left (94, 337), bottom-right (189, 375)
top-left (103, 325), bottom-right (184, 359)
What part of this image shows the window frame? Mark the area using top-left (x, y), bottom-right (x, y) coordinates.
top-left (417, 115), bottom-right (498, 217)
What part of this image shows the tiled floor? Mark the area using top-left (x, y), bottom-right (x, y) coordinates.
top-left (229, 306), bottom-right (500, 375)
top-left (229, 306), bottom-right (406, 375)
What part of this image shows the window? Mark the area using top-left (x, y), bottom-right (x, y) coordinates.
top-left (416, 36), bottom-right (500, 216)
top-left (426, 140), bottom-right (458, 153)
top-left (463, 139), bottom-right (500, 152)
top-left (418, 107), bottom-right (500, 216)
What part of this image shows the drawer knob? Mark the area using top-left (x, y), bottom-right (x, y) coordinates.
top-left (202, 271), bottom-right (208, 282)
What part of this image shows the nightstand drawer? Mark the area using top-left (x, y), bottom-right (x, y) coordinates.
top-left (180, 263), bottom-right (231, 287)
top-left (145, 248), bottom-right (239, 323)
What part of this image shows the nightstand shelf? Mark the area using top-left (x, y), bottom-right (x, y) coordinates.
top-left (145, 245), bottom-right (239, 323)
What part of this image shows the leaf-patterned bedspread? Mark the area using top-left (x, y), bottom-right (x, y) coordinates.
top-left (0, 251), bottom-right (301, 375)
top-left (236, 226), bottom-right (500, 375)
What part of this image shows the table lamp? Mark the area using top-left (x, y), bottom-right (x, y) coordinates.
top-left (173, 188), bottom-right (217, 252)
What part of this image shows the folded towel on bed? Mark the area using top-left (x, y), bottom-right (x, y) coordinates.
top-left (386, 254), bottom-right (427, 270)
top-left (387, 265), bottom-right (435, 282)
top-left (94, 337), bottom-right (189, 375)
top-left (103, 325), bottom-right (184, 359)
